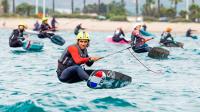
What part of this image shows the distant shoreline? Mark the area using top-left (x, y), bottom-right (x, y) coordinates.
top-left (0, 17), bottom-right (200, 35)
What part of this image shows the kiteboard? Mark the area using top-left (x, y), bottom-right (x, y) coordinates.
top-left (87, 70), bottom-right (132, 89)
top-left (106, 36), bottom-right (130, 44)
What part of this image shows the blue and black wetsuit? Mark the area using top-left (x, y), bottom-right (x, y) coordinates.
top-left (9, 29), bottom-right (25, 47)
top-left (112, 29), bottom-right (129, 42)
top-left (57, 44), bottom-right (94, 83)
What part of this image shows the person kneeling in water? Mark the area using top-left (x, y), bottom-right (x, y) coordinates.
top-left (160, 27), bottom-right (176, 46)
top-left (112, 27), bottom-right (129, 43)
top-left (9, 23), bottom-right (27, 47)
top-left (57, 31), bottom-right (101, 83)
top-left (131, 23), bottom-right (153, 53)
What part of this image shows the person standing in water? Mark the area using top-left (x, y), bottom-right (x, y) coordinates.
top-left (57, 31), bottom-right (101, 83)
top-left (112, 27), bottom-right (129, 43)
top-left (9, 23), bottom-right (27, 47)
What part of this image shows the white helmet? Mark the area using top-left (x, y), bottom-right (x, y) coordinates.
top-left (133, 22), bottom-right (142, 29)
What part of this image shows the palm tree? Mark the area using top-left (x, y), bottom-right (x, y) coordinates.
top-left (83, 0), bottom-right (86, 9)
top-left (170, 0), bottom-right (183, 13)
top-left (98, 0), bottom-right (100, 15)
top-left (136, 0), bottom-right (139, 16)
top-left (71, 0), bottom-right (74, 13)
top-left (52, 0), bottom-right (55, 13)
top-left (2, 0), bottom-right (9, 13)
top-left (157, 0), bottom-right (160, 16)
top-left (12, 0), bottom-right (15, 13)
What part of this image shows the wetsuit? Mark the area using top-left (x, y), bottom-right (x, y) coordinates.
top-left (57, 44), bottom-right (94, 83)
top-left (131, 30), bottom-right (151, 53)
top-left (74, 24), bottom-right (84, 35)
top-left (38, 23), bottom-right (54, 38)
top-left (51, 18), bottom-right (57, 32)
top-left (186, 29), bottom-right (197, 39)
top-left (142, 24), bottom-right (147, 31)
top-left (9, 29), bottom-right (25, 47)
top-left (33, 22), bottom-right (40, 31)
top-left (112, 29), bottom-right (129, 42)
top-left (160, 32), bottom-right (175, 46)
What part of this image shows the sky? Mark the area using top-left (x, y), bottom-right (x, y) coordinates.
top-left (8, 0), bottom-right (200, 15)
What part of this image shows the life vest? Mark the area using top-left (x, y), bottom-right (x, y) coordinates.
top-left (9, 29), bottom-right (24, 46)
top-left (57, 44), bottom-right (88, 74)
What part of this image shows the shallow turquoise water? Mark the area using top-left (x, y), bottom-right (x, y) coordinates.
top-left (1, 28), bottom-right (200, 112)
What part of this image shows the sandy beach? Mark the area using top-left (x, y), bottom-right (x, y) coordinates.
top-left (0, 17), bottom-right (200, 34)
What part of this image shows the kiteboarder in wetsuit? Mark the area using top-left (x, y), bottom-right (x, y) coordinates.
top-left (33, 20), bottom-right (40, 31)
top-left (38, 17), bottom-right (54, 38)
top-left (51, 17), bottom-right (58, 32)
top-left (9, 23), bottom-right (27, 47)
top-left (131, 23), bottom-right (153, 53)
top-left (186, 28), bottom-right (198, 39)
top-left (160, 27), bottom-right (176, 46)
top-left (112, 27), bottom-right (129, 43)
top-left (74, 23), bottom-right (85, 35)
top-left (57, 31), bottom-right (101, 83)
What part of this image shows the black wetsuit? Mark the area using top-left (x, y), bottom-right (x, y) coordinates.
top-left (57, 44), bottom-right (94, 83)
top-left (9, 29), bottom-right (25, 47)
top-left (160, 32), bottom-right (175, 45)
top-left (38, 23), bottom-right (54, 38)
top-left (112, 29), bottom-right (129, 42)
top-left (142, 24), bottom-right (147, 31)
top-left (74, 24), bottom-right (84, 35)
top-left (51, 18), bottom-right (57, 32)
top-left (33, 22), bottom-right (40, 31)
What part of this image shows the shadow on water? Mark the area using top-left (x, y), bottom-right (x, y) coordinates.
top-left (10, 49), bottom-right (44, 55)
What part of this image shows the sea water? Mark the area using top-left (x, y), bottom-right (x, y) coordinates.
top-left (0, 28), bottom-right (200, 112)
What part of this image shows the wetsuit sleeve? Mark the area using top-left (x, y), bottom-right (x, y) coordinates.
top-left (68, 46), bottom-right (90, 64)
top-left (121, 29), bottom-right (125, 36)
top-left (85, 54), bottom-right (94, 66)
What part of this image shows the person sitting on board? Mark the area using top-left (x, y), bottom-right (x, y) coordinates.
top-left (186, 28), bottom-right (198, 39)
top-left (51, 17), bottom-right (58, 32)
top-left (38, 17), bottom-right (54, 38)
top-left (112, 27), bottom-right (129, 43)
top-left (131, 23), bottom-right (153, 53)
top-left (9, 23), bottom-right (27, 47)
top-left (57, 31), bottom-right (101, 83)
top-left (74, 23), bottom-right (85, 35)
top-left (33, 20), bottom-right (40, 31)
top-left (160, 27), bottom-right (176, 46)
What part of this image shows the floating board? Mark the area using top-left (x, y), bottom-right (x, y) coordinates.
top-left (162, 41), bottom-right (184, 48)
top-left (87, 70), bottom-right (132, 89)
top-left (22, 40), bottom-right (44, 51)
top-left (106, 36), bottom-right (130, 44)
top-left (50, 35), bottom-right (65, 46)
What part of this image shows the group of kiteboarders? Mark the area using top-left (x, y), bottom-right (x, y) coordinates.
top-left (111, 23), bottom-right (198, 53)
top-left (8, 17), bottom-right (199, 85)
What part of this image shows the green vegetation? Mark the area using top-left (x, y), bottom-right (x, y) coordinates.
top-left (142, 0), bottom-right (200, 22)
top-left (1, 0), bottom-right (9, 13)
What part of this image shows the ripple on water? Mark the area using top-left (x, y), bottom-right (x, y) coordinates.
top-left (0, 100), bottom-right (45, 112)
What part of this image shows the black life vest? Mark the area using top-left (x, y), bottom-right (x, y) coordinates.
top-left (57, 44), bottom-right (88, 74)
